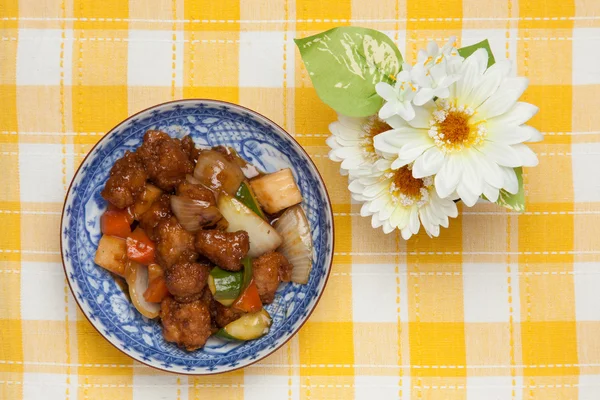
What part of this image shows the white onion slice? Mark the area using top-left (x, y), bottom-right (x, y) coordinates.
top-left (170, 195), bottom-right (222, 232)
top-left (273, 205), bottom-right (313, 284)
top-left (126, 262), bottom-right (160, 319)
top-left (217, 193), bottom-right (282, 258)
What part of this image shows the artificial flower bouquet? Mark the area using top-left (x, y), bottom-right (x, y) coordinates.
top-left (295, 27), bottom-right (541, 239)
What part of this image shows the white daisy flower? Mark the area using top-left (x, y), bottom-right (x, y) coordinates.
top-left (348, 159), bottom-right (458, 239)
top-left (411, 37), bottom-right (463, 106)
top-left (375, 64), bottom-right (418, 121)
top-left (374, 48), bottom-right (543, 207)
top-left (327, 114), bottom-right (394, 179)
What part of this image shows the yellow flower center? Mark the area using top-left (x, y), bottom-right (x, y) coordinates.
top-left (389, 166), bottom-right (433, 207)
top-left (428, 101), bottom-right (487, 153)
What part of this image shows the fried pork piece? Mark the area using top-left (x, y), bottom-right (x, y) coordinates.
top-left (195, 230), bottom-right (249, 271)
top-left (214, 301), bottom-right (244, 328)
top-left (101, 151), bottom-right (147, 209)
top-left (137, 130), bottom-right (194, 191)
top-left (181, 135), bottom-right (200, 164)
top-left (160, 297), bottom-right (212, 351)
top-left (164, 262), bottom-right (211, 303)
top-left (155, 217), bottom-right (198, 268)
top-left (252, 252), bottom-right (293, 304)
top-left (138, 194), bottom-right (172, 241)
top-left (176, 181), bottom-right (216, 205)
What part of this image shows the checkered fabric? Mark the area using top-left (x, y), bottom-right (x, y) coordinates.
top-left (1, 0), bottom-right (600, 398)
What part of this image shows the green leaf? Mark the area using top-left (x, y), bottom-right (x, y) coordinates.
top-left (495, 167), bottom-right (525, 212)
top-left (295, 27), bottom-right (403, 117)
top-left (458, 39), bottom-right (496, 68)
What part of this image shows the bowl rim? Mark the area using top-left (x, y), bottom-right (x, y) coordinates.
top-left (60, 98), bottom-right (335, 375)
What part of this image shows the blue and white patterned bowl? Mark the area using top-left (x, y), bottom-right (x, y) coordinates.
top-left (61, 99), bottom-right (334, 374)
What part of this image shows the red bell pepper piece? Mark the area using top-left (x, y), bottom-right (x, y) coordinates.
top-left (126, 228), bottom-right (156, 265)
top-left (233, 279), bottom-right (262, 313)
top-left (100, 210), bottom-right (132, 238)
top-left (143, 275), bottom-right (169, 303)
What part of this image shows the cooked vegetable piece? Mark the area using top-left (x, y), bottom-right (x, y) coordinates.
top-left (217, 193), bottom-right (282, 258)
top-left (129, 184), bottom-right (162, 219)
top-left (126, 262), bottom-right (161, 318)
top-left (232, 280), bottom-right (262, 313)
top-left (126, 228), bottom-right (156, 265)
top-left (100, 210), bottom-right (131, 238)
top-left (143, 275), bottom-right (169, 303)
top-left (250, 168), bottom-right (302, 214)
top-left (208, 267), bottom-right (243, 306)
top-left (214, 309), bottom-right (272, 341)
top-left (94, 235), bottom-right (128, 276)
top-left (236, 181), bottom-right (266, 220)
top-left (193, 150), bottom-right (245, 196)
top-left (170, 195), bottom-right (222, 232)
top-left (273, 205), bottom-right (313, 284)
top-left (147, 263), bottom-right (163, 282)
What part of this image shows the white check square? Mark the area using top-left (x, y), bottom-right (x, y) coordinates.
top-left (466, 376), bottom-right (522, 400)
top-left (21, 262), bottom-right (77, 321)
top-left (128, 30), bottom-right (183, 87)
top-left (463, 263), bottom-right (512, 323)
top-left (239, 31), bottom-right (295, 88)
top-left (574, 263), bottom-right (600, 321)
top-left (23, 373), bottom-right (78, 400)
top-left (19, 143), bottom-right (74, 203)
top-left (17, 29), bottom-right (73, 85)
top-left (244, 373), bottom-right (299, 400)
top-left (572, 143), bottom-right (600, 202)
top-left (355, 375), bottom-right (411, 400)
top-left (573, 28), bottom-right (600, 85)
top-left (352, 264), bottom-right (408, 323)
top-left (133, 374), bottom-right (186, 399)
top-left (579, 375), bottom-right (600, 400)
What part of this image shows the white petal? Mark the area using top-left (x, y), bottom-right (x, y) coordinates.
top-left (382, 220), bottom-right (395, 234)
top-left (523, 125), bottom-right (544, 142)
top-left (483, 183), bottom-right (500, 202)
top-left (485, 102), bottom-right (539, 126)
top-left (476, 77), bottom-right (529, 119)
top-left (390, 206), bottom-right (410, 229)
top-left (461, 149), bottom-right (485, 198)
top-left (391, 157), bottom-right (415, 170)
top-left (456, 48), bottom-right (488, 100)
top-left (479, 141), bottom-right (523, 168)
top-left (360, 202), bottom-right (373, 217)
top-left (413, 87), bottom-right (435, 106)
top-left (379, 101), bottom-right (397, 120)
top-left (337, 115), bottom-right (367, 131)
top-left (368, 194), bottom-right (390, 213)
top-left (476, 150), bottom-right (505, 189)
top-left (408, 207), bottom-right (421, 234)
top-left (433, 86), bottom-right (450, 99)
top-left (410, 66), bottom-right (431, 88)
top-left (512, 143), bottom-right (539, 167)
top-left (398, 137), bottom-right (435, 162)
top-left (412, 147), bottom-right (445, 178)
top-left (487, 125), bottom-right (537, 145)
top-left (465, 60), bottom-right (510, 108)
top-left (379, 200), bottom-right (396, 221)
top-left (371, 213), bottom-right (384, 228)
top-left (375, 82), bottom-right (396, 101)
top-left (456, 181), bottom-right (479, 207)
top-left (384, 114), bottom-right (410, 129)
top-left (434, 155), bottom-right (462, 198)
top-left (348, 179), bottom-right (366, 194)
top-left (397, 101), bottom-right (416, 121)
top-left (408, 102), bottom-right (436, 128)
top-left (500, 167), bottom-right (519, 194)
top-left (363, 180), bottom-right (389, 198)
top-left (401, 226), bottom-right (413, 240)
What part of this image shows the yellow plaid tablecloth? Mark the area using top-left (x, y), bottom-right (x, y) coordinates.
top-left (1, 0), bottom-right (600, 399)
